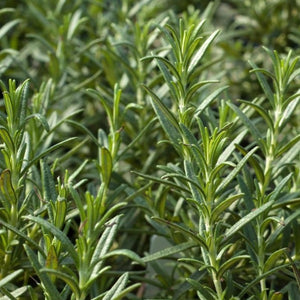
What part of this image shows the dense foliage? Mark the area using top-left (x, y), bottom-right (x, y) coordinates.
top-left (0, 0), bottom-right (300, 299)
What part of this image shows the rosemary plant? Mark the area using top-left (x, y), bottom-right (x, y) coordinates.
top-left (0, 1), bottom-right (299, 299)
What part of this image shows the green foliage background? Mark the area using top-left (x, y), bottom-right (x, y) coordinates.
top-left (0, 0), bottom-right (299, 299)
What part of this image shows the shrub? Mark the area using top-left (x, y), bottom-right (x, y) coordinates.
top-left (0, 1), bottom-right (299, 299)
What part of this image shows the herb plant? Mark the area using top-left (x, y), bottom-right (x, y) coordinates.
top-left (0, 1), bottom-right (299, 299)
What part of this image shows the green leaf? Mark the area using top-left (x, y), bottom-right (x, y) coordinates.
top-left (24, 215), bottom-right (78, 266)
top-left (159, 24), bottom-right (180, 60)
top-left (101, 249), bottom-right (145, 266)
top-left (45, 245), bottom-right (58, 270)
top-left (183, 159), bottom-right (204, 204)
top-left (266, 210), bottom-right (300, 247)
top-left (112, 83), bottom-right (122, 128)
top-left (68, 184), bottom-right (86, 222)
top-left (41, 159), bottom-right (57, 223)
top-left (0, 19), bottom-right (22, 40)
top-left (270, 292), bottom-right (283, 300)
top-left (276, 140), bottom-right (300, 175)
top-left (0, 270), bottom-right (23, 288)
top-left (249, 61), bottom-right (274, 107)
top-left (102, 47), bottom-right (139, 81)
top-left (239, 99), bottom-right (274, 130)
top-left (142, 84), bottom-right (181, 149)
top-left (284, 251), bottom-right (300, 292)
top-left (280, 93), bottom-right (300, 127)
top-left (67, 10), bottom-right (86, 40)
top-left (174, 270), bottom-right (207, 300)
top-left (251, 68), bottom-right (276, 82)
top-left (103, 272), bottom-right (129, 300)
top-left (25, 113), bottom-right (50, 132)
top-left (264, 248), bottom-right (287, 273)
top-left (94, 203), bottom-right (127, 232)
top-left (100, 147), bottom-right (112, 185)
top-left (2, 93), bottom-right (13, 125)
top-left (188, 29), bottom-right (220, 74)
top-left (216, 147), bottom-right (258, 195)
top-left (142, 55), bottom-right (180, 100)
top-left (0, 219), bottom-right (45, 256)
top-left (186, 278), bottom-right (217, 300)
top-left (0, 286), bottom-right (28, 299)
top-left (18, 79), bottom-right (30, 126)
top-left (24, 245), bottom-right (63, 300)
top-left (189, 19), bottom-right (206, 41)
top-left (152, 216), bottom-right (208, 248)
top-left (217, 129), bottom-right (247, 165)
top-left (185, 80), bottom-right (218, 103)
top-left (276, 134), bottom-right (300, 157)
top-left (0, 126), bottom-right (14, 153)
top-left (54, 197), bottom-right (67, 229)
top-left (117, 117), bottom-right (156, 160)
top-left (90, 215), bottom-right (121, 276)
top-left (142, 240), bottom-right (197, 262)
top-left (26, 33), bottom-right (56, 54)
top-left (227, 102), bottom-right (263, 147)
top-left (260, 216), bottom-right (284, 234)
top-left (0, 169), bottom-right (17, 205)
top-left (179, 123), bottom-right (206, 168)
top-left (224, 200), bottom-right (274, 241)
top-left (238, 263), bottom-right (290, 298)
top-left (41, 159), bottom-right (57, 203)
top-left (0, 8), bottom-right (15, 15)
top-left (194, 86), bottom-right (228, 117)
top-left (67, 159), bottom-right (89, 184)
top-left (269, 173), bottom-right (293, 202)
top-left (40, 268), bottom-right (80, 298)
top-left (273, 197), bottom-right (300, 209)
top-left (161, 171), bottom-right (203, 194)
top-left (235, 144), bottom-right (264, 184)
top-left (65, 119), bottom-right (101, 148)
top-left (132, 170), bottom-right (190, 194)
top-left (107, 283), bottom-right (141, 300)
top-left (21, 137), bottom-right (77, 176)
top-left (211, 193), bottom-right (244, 223)
top-left (218, 255), bottom-right (249, 278)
